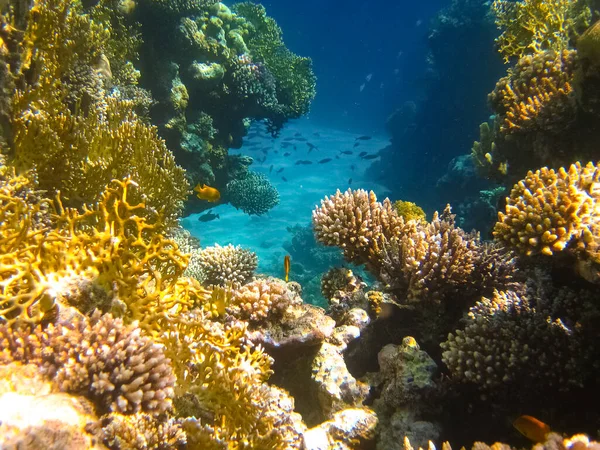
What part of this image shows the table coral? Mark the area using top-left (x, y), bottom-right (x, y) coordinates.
top-left (0, 311), bottom-right (176, 414)
top-left (198, 243), bottom-right (257, 287)
top-left (494, 162), bottom-right (600, 258)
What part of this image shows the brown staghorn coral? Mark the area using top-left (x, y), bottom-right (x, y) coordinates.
top-left (160, 310), bottom-right (305, 448)
top-left (378, 206), bottom-right (481, 301)
top-left (5, 0), bottom-right (188, 223)
top-left (493, 162), bottom-right (600, 258)
top-left (441, 288), bottom-right (586, 394)
top-left (198, 243), bottom-right (258, 287)
top-left (489, 50), bottom-right (577, 134)
top-left (491, 0), bottom-right (591, 62)
top-left (312, 188), bottom-right (405, 271)
top-left (0, 311), bottom-right (176, 414)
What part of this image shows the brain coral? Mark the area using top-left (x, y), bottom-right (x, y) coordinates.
top-left (227, 171), bottom-right (280, 215)
top-left (494, 162), bottom-right (600, 258)
top-left (198, 243), bottom-right (258, 286)
top-left (0, 311), bottom-right (176, 414)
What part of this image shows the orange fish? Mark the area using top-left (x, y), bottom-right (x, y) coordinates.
top-left (513, 415), bottom-right (551, 443)
top-left (194, 184), bottom-right (221, 202)
top-left (284, 255), bottom-right (291, 282)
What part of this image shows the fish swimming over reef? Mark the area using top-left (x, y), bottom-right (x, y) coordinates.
top-left (313, 132), bottom-right (320, 137)
top-left (353, 142), bottom-right (360, 148)
top-left (283, 152), bottom-right (291, 157)
top-left (295, 160), bottom-right (313, 165)
top-left (198, 211), bottom-right (220, 222)
top-left (355, 135), bottom-right (372, 141)
top-left (295, 137), bottom-right (308, 142)
top-left (339, 150), bottom-right (353, 155)
top-left (194, 184), bottom-right (221, 202)
top-left (276, 167), bottom-right (284, 173)
top-left (318, 158), bottom-right (332, 164)
top-left (269, 165), bottom-right (273, 173)
top-left (284, 255), bottom-right (291, 281)
top-left (348, 178), bottom-right (352, 185)
top-left (513, 415), bottom-right (551, 443)
top-left (281, 176), bottom-right (288, 182)
top-left (359, 151), bottom-right (367, 157)
top-left (294, 132), bottom-right (302, 137)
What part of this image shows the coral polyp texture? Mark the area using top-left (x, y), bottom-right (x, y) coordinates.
top-left (226, 171), bottom-right (280, 215)
top-left (494, 162), bottom-right (600, 259)
top-left (491, 0), bottom-right (591, 62)
top-left (228, 277), bottom-right (300, 323)
top-left (489, 50), bottom-right (576, 134)
top-left (0, 311), bottom-right (176, 414)
top-left (312, 189), bottom-right (403, 270)
top-left (198, 243), bottom-right (258, 287)
top-left (441, 288), bottom-right (586, 395)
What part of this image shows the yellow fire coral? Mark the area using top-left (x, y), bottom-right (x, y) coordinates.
top-left (160, 311), bottom-right (304, 448)
top-left (4, 0), bottom-right (188, 224)
top-left (492, 0), bottom-right (591, 62)
top-left (494, 162), bottom-right (600, 258)
top-left (489, 50), bottom-right (577, 133)
top-left (392, 200), bottom-right (426, 222)
top-left (0, 174), bottom-right (205, 333)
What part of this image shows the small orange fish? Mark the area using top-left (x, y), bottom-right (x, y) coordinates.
top-left (194, 184), bottom-right (221, 202)
top-left (284, 255), bottom-right (291, 282)
top-left (513, 415), bottom-right (551, 443)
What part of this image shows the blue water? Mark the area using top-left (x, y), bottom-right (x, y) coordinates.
top-left (185, 0), bottom-right (504, 279)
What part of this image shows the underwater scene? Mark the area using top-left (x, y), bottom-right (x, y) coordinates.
top-left (2, 0), bottom-right (600, 448)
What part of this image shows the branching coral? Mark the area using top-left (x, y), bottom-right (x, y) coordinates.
top-left (491, 0), bottom-right (591, 62)
top-left (313, 190), bottom-right (489, 302)
top-left (227, 171), bottom-right (280, 215)
top-left (489, 50), bottom-right (577, 134)
top-left (441, 288), bottom-right (586, 394)
top-left (228, 277), bottom-right (300, 323)
top-left (378, 206), bottom-right (481, 301)
top-left (312, 189), bottom-right (404, 271)
top-left (321, 268), bottom-right (363, 302)
top-left (198, 243), bottom-right (258, 287)
top-left (5, 0), bottom-right (188, 223)
top-left (0, 311), bottom-right (176, 414)
top-left (100, 412), bottom-right (186, 449)
top-left (494, 162), bottom-right (600, 259)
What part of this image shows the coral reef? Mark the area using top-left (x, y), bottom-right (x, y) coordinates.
top-left (494, 162), bottom-right (600, 260)
top-left (491, 0), bottom-right (591, 62)
top-left (228, 277), bottom-right (298, 324)
top-left (303, 407), bottom-right (378, 450)
top-left (0, 311), bottom-right (176, 414)
top-left (131, 1), bottom-right (315, 215)
top-left (198, 243), bottom-right (258, 287)
top-left (441, 286), bottom-right (592, 397)
top-left (226, 171), bottom-right (280, 215)
top-left (3, 0), bottom-right (188, 223)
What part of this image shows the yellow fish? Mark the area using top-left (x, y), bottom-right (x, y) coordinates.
top-left (194, 183), bottom-right (221, 202)
top-left (284, 255), bottom-right (291, 282)
top-left (513, 415), bottom-right (551, 443)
